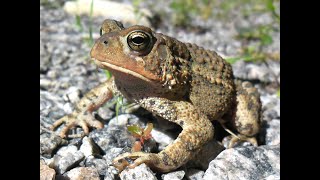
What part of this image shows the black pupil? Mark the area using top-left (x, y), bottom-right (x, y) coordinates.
top-left (100, 28), bottom-right (103, 36)
top-left (132, 36), bottom-right (145, 45)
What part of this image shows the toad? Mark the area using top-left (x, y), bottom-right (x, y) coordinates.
top-left (51, 19), bottom-right (261, 172)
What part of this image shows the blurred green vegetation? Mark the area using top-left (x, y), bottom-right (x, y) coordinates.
top-left (169, 0), bottom-right (215, 26)
top-left (40, 0), bottom-right (64, 9)
top-left (133, 0), bottom-right (147, 22)
top-left (168, 0), bottom-right (279, 26)
top-left (168, 0), bottom-right (280, 64)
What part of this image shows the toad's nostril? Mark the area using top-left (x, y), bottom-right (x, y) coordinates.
top-left (103, 40), bottom-right (108, 45)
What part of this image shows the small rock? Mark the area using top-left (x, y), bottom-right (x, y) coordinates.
top-left (162, 170), bottom-right (185, 180)
top-left (89, 127), bottom-right (118, 152)
top-left (49, 145), bottom-right (85, 174)
top-left (47, 70), bottom-right (58, 79)
top-left (232, 61), bottom-right (277, 83)
top-left (62, 102), bottom-right (73, 114)
top-left (264, 174), bottom-right (280, 180)
top-left (119, 163), bottom-right (157, 180)
top-left (261, 94), bottom-right (280, 121)
top-left (63, 86), bottom-right (82, 104)
top-left (263, 119), bottom-right (280, 146)
top-left (247, 63), bottom-right (274, 82)
top-left (108, 114), bottom-right (146, 127)
top-left (64, 167), bottom-right (100, 180)
top-left (150, 128), bottom-right (175, 151)
top-left (104, 171), bottom-right (116, 180)
top-left (97, 107), bottom-right (114, 120)
top-left (40, 127), bottom-right (66, 158)
top-left (57, 145), bottom-right (78, 156)
top-left (142, 137), bottom-right (158, 153)
top-left (40, 160), bottom-right (56, 180)
top-left (84, 156), bottom-right (108, 176)
top-left (203, 145), bottom-right (280, 180)
top-left (185, 168), bottom-right (204, 180)
top-left (79, 136), bottom-right (101, 157)
top-left (40, 79), bottom-right (54, 89)
top-left (108, 114), bottom-right (130, 127)
top-left (266, 61), bottom-right (280, 81)
top-left (40, 91), bottom-right (65, 119)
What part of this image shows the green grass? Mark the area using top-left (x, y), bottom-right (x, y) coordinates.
top-left (115, 96), bottom-right (123, 121)
top-left (88, 0), bottom-right (94, 47)
top-left (276, 88), bottom-right (280, 97)
top-left (75, 14), bottom-right (84, 32)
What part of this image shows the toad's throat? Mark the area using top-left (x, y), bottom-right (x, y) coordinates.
top-left (94, 59), bottom-right (152, 82)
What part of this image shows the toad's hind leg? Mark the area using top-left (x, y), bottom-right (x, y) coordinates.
top-left (113, 98), bottom-right (214, 173)
top-left (222, 80), bottom-right (262, 148)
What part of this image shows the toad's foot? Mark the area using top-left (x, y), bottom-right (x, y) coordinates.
top-left (51, 79), bottom-right (116, 138)
top-left (113, 152), bottom-right (159, 172)
top-left (228, 134), bottom-right (258, 148)
top-left (51, 112), bottom-right (104, 138)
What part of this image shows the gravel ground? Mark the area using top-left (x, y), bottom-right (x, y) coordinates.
top-left (40, 1), bottom-right (280, 179)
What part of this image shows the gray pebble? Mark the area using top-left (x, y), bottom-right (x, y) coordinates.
top-left (84, 156), bottom-right (108, 176)
top-left (203, 145), bottom-right (280, 180)
top-left (40, 126), bottom-right (66, 158)
top-left (151, 128), bottom-right (174, 151)
top-left (162, 170), bottom-right (185, 180)
top-left (79, 136), bottom-right (101, 157)
top-left (263, 119), bottom-right (280, 146)
top-left (49, 145), bottom-right (85, 174)
top-left (185, 168), bottom-right (204, 180)
top-left (63, 86), bottom-right (82, 104)
top-left (119, 163), bottom-right (157, 180)
top-left (64, 167), bottom-right (100, 180)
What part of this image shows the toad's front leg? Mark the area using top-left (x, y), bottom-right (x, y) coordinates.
top-left (113, 98), bottom-right (214, 173)
top-left (51, 77), bottom-right (118, 138)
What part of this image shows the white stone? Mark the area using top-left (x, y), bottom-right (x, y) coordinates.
top-left (119, 163), bottom-right (157, 180)
top-left (63, 0), bottom-right (152, 26)
top-left (162, 170), bottom-right (185, 180)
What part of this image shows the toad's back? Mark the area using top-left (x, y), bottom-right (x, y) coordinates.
top-left (186, 42), bottom-right (236, 120)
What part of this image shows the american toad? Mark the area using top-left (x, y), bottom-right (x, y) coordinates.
top-left (51, 19), bottom-right (261, 172)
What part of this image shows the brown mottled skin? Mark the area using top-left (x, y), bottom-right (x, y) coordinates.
top-left (51, 19), bottom-right (261, 172)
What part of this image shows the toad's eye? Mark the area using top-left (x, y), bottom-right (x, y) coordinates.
top-left (127, 31), bottom-right (152, 52)
top-left (99, 28), bottom-right (103, 36)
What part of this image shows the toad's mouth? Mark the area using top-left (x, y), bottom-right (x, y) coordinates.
top-left (92, 58), bottom-right (152, 82)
